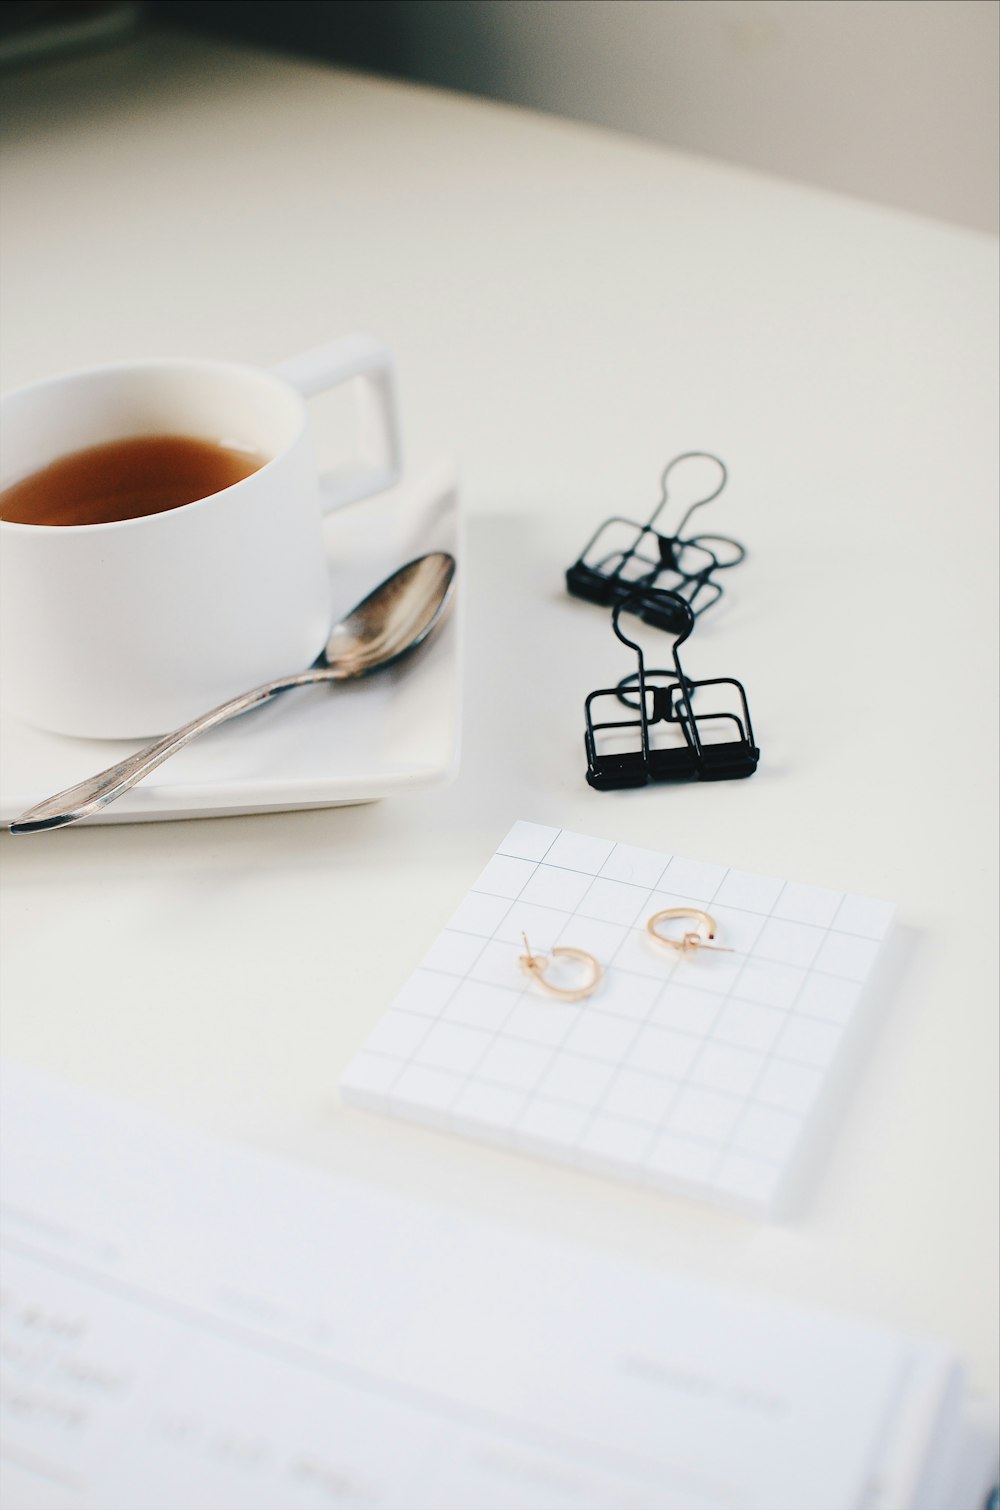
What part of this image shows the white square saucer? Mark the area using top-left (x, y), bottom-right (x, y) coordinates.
top-left (0, 458), bottom-right (462, 827)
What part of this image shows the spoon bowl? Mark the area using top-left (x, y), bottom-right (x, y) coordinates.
top-left (10, 552), bottom-right (456, 834)
top-left (323, 552), bottom-right (455, 678)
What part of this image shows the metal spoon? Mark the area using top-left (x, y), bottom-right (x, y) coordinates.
top-left (10, 552), bottom-right (456, 834)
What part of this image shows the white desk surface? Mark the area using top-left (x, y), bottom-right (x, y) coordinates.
top-left (1, 33), bottom-right (997, 1393)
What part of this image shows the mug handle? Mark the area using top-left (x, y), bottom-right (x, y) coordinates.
top-left (271, 334), bottom-right (402, 512)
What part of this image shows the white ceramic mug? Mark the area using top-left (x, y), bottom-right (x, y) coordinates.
top-left (0, 337), bottom-right (401, 738)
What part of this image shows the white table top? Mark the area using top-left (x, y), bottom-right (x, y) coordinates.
top-left (1, 32), bottom-right (997, 1394)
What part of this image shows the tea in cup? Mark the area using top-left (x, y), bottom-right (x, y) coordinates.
top-left (0, 337), bottom-right (401, 738)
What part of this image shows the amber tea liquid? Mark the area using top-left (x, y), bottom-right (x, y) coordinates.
top-left (0, 434), bottom-right (265, 527)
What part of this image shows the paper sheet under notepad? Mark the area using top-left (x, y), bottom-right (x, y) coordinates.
top-left (0, 1059), bottom-right (979, 1510)
top-left (342, 821), bottom-right (895, 1214)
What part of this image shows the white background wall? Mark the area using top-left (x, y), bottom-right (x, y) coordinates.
top-left (397, 0), bottom-right (999, 234)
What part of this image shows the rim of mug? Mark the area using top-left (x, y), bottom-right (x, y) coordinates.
top-left (0, 356), bottom-right (306, 535)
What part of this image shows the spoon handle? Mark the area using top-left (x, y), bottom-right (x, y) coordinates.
top-left (9, 667), bottom-right (337, 833)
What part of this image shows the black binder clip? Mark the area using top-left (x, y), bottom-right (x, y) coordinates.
top-left (566, 453), bottom-right (745, 631)
top-left (584, 587), bottom-right (759, 790)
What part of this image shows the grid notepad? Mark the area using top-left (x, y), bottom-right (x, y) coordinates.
top-left (341, 822), bottom-right (895, 1214)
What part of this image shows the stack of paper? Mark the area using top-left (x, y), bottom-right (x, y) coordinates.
top-left (0, 1061), bottom-right (994, 1510)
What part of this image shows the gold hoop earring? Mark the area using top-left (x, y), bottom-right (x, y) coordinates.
top-left (518, 934), bottom-right (602, 1001)
top-left (646, 908), bottom-right (733, 957)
